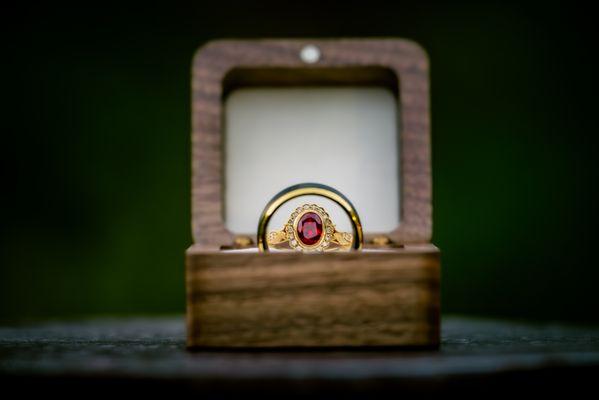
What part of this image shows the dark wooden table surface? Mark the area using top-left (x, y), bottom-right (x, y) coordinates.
top-left (1, 316), bottom-right (598, 396)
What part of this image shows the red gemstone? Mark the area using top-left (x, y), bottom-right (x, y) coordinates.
top-left (297, 212), bottom-right (323, 246)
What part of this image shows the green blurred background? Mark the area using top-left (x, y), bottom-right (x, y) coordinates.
top-left (2, 2), bottom-right (597, 323)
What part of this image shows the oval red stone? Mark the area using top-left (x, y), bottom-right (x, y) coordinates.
top-left (296, 212), bottom-right (323, 246)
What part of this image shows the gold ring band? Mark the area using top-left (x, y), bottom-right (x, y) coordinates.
top-left (257, 183), bottom-right (363, 252)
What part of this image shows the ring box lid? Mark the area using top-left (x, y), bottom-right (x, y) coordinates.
top-left (191, 39), bottom-right (431, 249)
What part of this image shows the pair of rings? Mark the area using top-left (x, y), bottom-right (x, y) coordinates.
top-left (258, 183), bottom-right (363, 252)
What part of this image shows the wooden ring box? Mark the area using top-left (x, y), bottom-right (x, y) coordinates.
top-left (187, 39), bottom-right (440, 348)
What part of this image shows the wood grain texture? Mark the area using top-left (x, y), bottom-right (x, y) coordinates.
top-left (186, 244), bottom-right (440, 348)
top-left (191, 39), bottom-right (432, 248)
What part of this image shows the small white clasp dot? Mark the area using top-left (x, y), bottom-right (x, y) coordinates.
top-left (300, 45), bottom-right (321, 64)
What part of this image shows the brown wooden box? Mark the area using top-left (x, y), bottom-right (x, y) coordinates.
top-left (187, 39), bottom-right (440, 348)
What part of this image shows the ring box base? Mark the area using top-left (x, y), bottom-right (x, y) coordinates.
top-left (186, 244), bottom-right (440, 348)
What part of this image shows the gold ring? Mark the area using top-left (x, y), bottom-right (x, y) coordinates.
top-left (267, 203), bottom-right (354, 252)
top-left (257, 183), bottom-right (363, 252)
